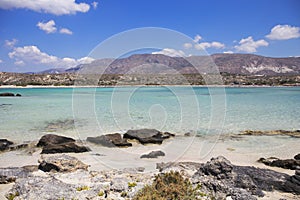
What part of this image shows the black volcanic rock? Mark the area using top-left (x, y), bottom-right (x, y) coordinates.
top-left (258, 156), bottom-right (300, 170)
top-left (37, 134), bottom-right (90, 154)
top-left (0, 139), bottom-right (13, 151)
top-left (37, 134), bottom-right (75, 147)
top-left (87, 133), bottom-right (132, 147)
top-left (123, 129), bottom-right (174, 145)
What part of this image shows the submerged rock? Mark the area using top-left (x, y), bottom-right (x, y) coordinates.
top-left (87, 133), bottom-right (132, 147)
top-left (140, 150), bottom-right (165, 159)
top-left (123, 129), bottom-right (174, 144)
top-left (37, 134), bottom-right (90, 154)
top-left (258, 155), bottom-right (300, 170)
top-left (38, 154), bottom-right (89, 172)
top-left (0, 92), bottom-right (15, 96)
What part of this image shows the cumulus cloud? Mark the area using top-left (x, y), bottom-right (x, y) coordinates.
top-left (183, 43), bottom-right (193, 49)
top-left (0, 0), bottom-right (90, 15)
top-left (152, 48), bottom-right (186, 57)
top-left (5, 39), bottom-right (18, 48)
top-left (193, 34), bottom-right (202, 43)
top-left (194, 41), bottom-right (225, 50)
top-left (37, 20), bottom-right (73, 35)
top-left (0, 59), bottom-right (3, 63)
top-left (59, 28), bottom-right (73, 35)
top-left (266, 24), bottom-right (300, 40)
top-left (234, 36), bottom-right (268, 53)
top-left (37, 20), bottom-right (57, 34)
top-left (8, 45), bottom-right (94, 68)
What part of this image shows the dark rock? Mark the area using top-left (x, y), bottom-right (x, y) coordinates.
top-left (191, 156), bottom-right (300, 199)
top-left (15, 93), bottom-right (22, 96)
top-left (0, 92), bottom-right (14, 96)
top-left (37, 134), bottom-right (75, 147)
top-left (38, 154), bottom-right (89, 172)
top-left (87, 133), bottom-right (132, 147)
top-left (294, 153), bottom-right (300, 160)
top-left (140, 150), bottom-right (165, 159)
top-left (123, 129), bottom-right (174, 145)
top-left (258, 157), bottom-right (300, 170)
top-left (41, 142), bottom-right (90, 154)
top-left (0, 139), bottom-right (13, 151)
top-left (9, 143), bottom-right (29, 151)
top-left (201, 156), bottom-right (233, 179)
top-left (37, 134), bottom-right (89, 154)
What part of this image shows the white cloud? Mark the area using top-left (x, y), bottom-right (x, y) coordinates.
top-left (266, 24), bottom-right (300, 40)
top-left (59, 28), bottom-right (73, 35)
top-left (193, 34), bottom-right (202, 43)
top-left (8, 45), bottom-right (94, 68)
top-left (91, 1), bottom-right (98, 9)
top-left (0, 0), bottom-right (90, 15)
top-left (5, 39), bottom-right (18, 48)
top-left (183, 43), bottom-right (193, 49)
top-left (234, 36), bottom-right (268, 53)
top-left (0, 59), bottom-right (3, 63)
top-left (195, 41), bottom-right (225, 50)
top-left (37, 20), bottom-right (57, 34)
top-left (223, 51), bottom-right (234, 54)
top-left (152, 48), bottom-right (186, 57)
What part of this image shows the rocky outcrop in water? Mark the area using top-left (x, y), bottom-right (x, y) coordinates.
top-left (123, 129), bottom-right (174, 144)
top-left (258, 154), bottom-right (300, 170)
top-left (37, 134), bottom-right (90, 154)
top-left (239, 129), bottom-right (300, 138)
top-left (140, 150), bottom-right (165, 159)
top-left (0, 92), bottom-right (21, 96)
top-left (38, 154), bottom-right (89, 172)
top-left (87, 133), bottom-right (132, 147)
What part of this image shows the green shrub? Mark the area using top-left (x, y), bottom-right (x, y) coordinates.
top-left (133, 171), bottom-right (204, 200)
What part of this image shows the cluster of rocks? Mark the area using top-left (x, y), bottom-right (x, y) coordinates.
top-left (87, 128), bottom-right (174, 147)
top-left (1, 155), bottom-right (299, 200)
top-left (158, 156), bottom-right (300, 200)
top-left (0, 92), bottom-right (21, 97)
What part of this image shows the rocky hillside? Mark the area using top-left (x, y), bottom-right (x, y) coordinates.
top-left (65, 53), bottom-right (300, 75)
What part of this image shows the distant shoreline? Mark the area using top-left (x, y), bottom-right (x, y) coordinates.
top-left (1, 84), bottom-right (299, 89)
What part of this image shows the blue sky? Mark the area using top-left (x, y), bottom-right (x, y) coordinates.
top-left (0, 0), bottom-right (300, 72)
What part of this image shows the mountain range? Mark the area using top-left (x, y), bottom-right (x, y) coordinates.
top-left (36, 53), bottom-right (300, 76)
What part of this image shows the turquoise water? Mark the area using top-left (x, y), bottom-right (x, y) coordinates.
top-left (0, 87), bottom-right (299, 141)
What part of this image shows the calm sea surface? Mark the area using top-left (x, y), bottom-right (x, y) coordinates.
top-left (0, 87), bottom-right (299, 141)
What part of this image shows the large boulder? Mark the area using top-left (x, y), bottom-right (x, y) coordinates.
top-left (191, 156), bottom-right (300, 199)
top-left (87, 133), bottom-right (132, 147)
top-left (37, 134), bottom-right (90, 154)
top-left (123, 129), bottom-right (174, 144)
top-left (294, 153), bottom-right (300, 160)
top-left (0, 139), bottom-right (13, 151)
top-left (140, 150), bottom-right (165, 159)
top-left (258, 156), bottom-right (300, 170)
top-left (37, 134), bottom-right (75, 147)
top-left (38, 154), bottom-right (89, 172)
